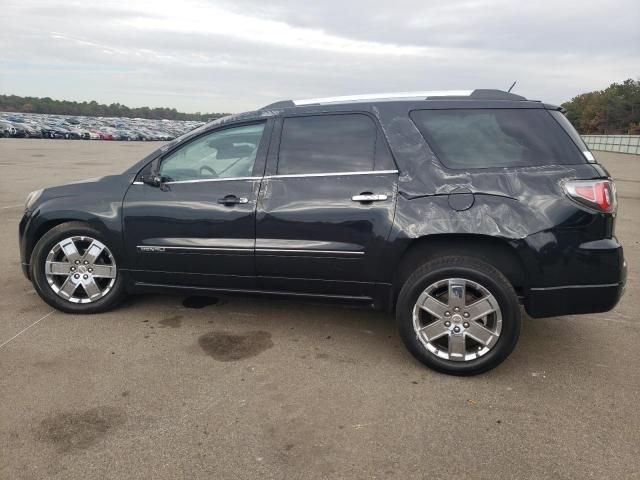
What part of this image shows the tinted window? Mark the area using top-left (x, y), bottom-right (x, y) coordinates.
top-left (411, 109), bottom-right (585, 169)
top-left (549, 110), bottom-right (593, 161)
top-left (160, 123), bottom-right (265, 181)
top-left (278, 114), bottom-right (376, 174)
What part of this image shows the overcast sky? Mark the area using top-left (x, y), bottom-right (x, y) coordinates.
top-left (1, 0), bottom-right (638, 113)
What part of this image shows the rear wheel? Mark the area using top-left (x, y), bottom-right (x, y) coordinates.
top-left (31, 222), bottom-right (126, 313)
top-left (396, 256), bottom-right (521, 375)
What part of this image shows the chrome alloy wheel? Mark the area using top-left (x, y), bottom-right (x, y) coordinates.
top-left (412, 278), bottom-right (502, 362)
top-left (44, 236), bottom-right (117, 304)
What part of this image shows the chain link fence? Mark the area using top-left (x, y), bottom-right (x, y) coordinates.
top-left (582, 135), bottom-right (640, 155)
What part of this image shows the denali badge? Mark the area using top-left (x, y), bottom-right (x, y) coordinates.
top-left (138, 246), bottom-right (166, 252)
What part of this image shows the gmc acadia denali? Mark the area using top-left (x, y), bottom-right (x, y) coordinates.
top-left (19, 89), bottom-right (627, 375)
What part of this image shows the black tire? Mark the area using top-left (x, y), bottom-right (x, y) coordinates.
top-left (396, 256), bottom-right (521, 376)
top-left (30, 222), bottom-right (126, 314)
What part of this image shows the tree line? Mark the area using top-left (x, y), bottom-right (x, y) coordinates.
top-left (3, 80), bottom-right (640, 133)
top-left (0, 94), bottom-right (229, 122)
top-left (561, 79), bottom-right (640, 135)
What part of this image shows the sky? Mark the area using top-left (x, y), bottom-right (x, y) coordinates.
top-left (0, 0), bottom-right (638, 113)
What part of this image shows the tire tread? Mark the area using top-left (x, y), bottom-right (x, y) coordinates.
top-left (30, 221), bottom-right (125, 314)
top-left (396, 255), bottom-right (521, 375)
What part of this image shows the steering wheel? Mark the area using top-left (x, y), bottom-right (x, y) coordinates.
top-left (199, 165), bottom-right (219, 178)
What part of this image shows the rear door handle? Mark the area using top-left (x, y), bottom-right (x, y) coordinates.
top-left (351, 193), bottom-right (388, 202)
top-left (218, 195), bottom-right (249, 205)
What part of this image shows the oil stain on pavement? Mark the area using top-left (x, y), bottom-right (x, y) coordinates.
top-left (37, 406), bottom-right (126, 453)
top-left (159, 315), bottom-right (183, 328)
top-left (198, 331), bottom-right (273, 361)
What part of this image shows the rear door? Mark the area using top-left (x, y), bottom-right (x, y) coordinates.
top-left (122, 121), bottom-right (271, 289)
top-left (255, 112), bottom-right (398, 298)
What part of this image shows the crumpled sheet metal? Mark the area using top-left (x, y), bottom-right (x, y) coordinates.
top-left (373, 105), bottom-right (596, 240)
top-left (393, 194), bottom-right (536, 239)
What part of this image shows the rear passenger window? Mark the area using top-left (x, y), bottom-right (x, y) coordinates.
top-left (277, 114), bottom-right (376, 174)
top-left (410, 109), bottom-right (585, 169)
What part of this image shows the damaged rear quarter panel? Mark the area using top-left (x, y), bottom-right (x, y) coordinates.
top-left (371, 102), bottom-right (604, 287)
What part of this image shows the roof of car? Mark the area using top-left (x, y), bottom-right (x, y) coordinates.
top-left (260, 89), bottom-right (528, 110)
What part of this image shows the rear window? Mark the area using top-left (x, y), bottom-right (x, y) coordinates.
top-left (410, 109), bottom-right (586, 169)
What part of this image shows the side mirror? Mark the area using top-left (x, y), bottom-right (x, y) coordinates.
top-left (141, 174), bottom-right (166, 187)
top-left (140, 158), bottom-right (169, 188)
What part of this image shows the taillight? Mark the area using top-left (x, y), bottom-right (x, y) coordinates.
top-left (564, 179), bottom-right (617, 213)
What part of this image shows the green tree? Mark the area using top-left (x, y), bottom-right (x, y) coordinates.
top-left (562, 79), bottom-right (640, 134)
top-left (0, 94), bottom-right (229, 121)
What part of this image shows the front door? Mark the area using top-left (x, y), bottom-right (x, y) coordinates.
top-left (255, 113), bottom-right (398, 298)
top-left (123, 121), bottom-right (271, 289)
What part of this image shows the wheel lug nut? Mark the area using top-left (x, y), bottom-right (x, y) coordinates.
top-left (444, 321), bottom-right (451, 327)
top-left (70, 267), bottom-right (75, 271)
top-left (463, 312), bottom-right (470, 318)
top-left (75, 260), bottom-right (80, 265)
top-left (88, 268), bottom-right (93, 272)
top-left (444, 311), bottom-right (451, 317)
top-left (83, 261), bottom-right (89, 265)
top-left (83, 274), bottom-right (88, 279)
top-left (453, 326), bottom-right (461, 333)
top-left (454, 307), bottom-right (460, 312)
top-left (74, 274), bottom-right (80, 279)
top-left (463, 322), bottom-right (470, 328)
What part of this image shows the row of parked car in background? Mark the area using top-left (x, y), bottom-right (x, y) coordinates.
top-left (0, 112), bottom-right (204, 141)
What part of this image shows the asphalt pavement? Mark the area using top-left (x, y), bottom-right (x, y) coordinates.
top-left (1, 139), bottom-right (638, 479)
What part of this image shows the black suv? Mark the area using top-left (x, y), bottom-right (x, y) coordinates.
top-left (19, 89), bottom-right (626, 375)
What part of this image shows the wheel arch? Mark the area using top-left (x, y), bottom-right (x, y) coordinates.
top-left (27, 218), bottom-right (79, 264)
top-left (26, 214), bottom-right (117, 267)
top-left (391, 234), bottom-right (528, 308)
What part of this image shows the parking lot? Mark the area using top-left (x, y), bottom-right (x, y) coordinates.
top-left (1, 111), bottom-right (203, 141)
top-left (1, 139), bottom-right (638, 479)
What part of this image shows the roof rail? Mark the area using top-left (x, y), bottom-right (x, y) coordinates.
top-left (260, 100), bottom-right (296, 109)
top-left (259, 89), bottom-right (526, 109)
top-left (469, 89), bottom-right (526, 101)
top-left (293, 90), bottom-right (473, 106)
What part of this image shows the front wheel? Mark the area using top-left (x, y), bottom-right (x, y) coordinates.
top-left (31, 222), bottom-right (126, 313)
top-left (396, 256), bottom-right (521, 375)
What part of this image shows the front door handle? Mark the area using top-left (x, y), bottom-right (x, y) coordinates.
top-left (352, 193), bottom-right (388, 202)
top-left (218, 195), bottom-right (249, 206)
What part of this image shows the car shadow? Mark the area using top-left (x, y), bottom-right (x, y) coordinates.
top-left (117, 293), bottom-right (596, 381)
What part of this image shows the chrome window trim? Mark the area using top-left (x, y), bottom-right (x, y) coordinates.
top-left (133, 171), bottom-right (399, 185)
top-left (165, 176), bottom-right (262, 185)
top-left (132, 176), bottom-right (262, 186)
top-left (265, 170), bottom-right (398, 179)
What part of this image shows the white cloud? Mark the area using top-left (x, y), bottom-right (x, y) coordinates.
top-left (120, 0), bottom-right (440, 57)
top-left (0, 0), bottom-right (637, 112)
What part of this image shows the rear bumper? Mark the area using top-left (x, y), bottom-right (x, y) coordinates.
top-left (525, 260), bottom-right (627, 318)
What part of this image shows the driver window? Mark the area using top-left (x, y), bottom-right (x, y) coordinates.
top-left (159, 123), bottom-right (265, 182)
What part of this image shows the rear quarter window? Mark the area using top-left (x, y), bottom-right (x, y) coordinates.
top-left (410, 109), bottom-right (586, 169)
top-left (549, 110), bottom-right (595, 162)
